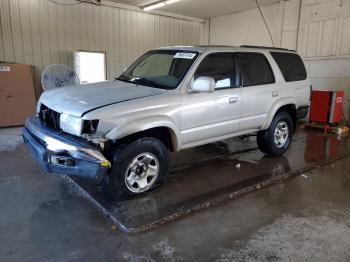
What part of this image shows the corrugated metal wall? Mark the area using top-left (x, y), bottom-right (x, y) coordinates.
top-left (0, 0), bottom-right (205, 97)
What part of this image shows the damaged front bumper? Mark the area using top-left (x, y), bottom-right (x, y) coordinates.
top-left (22, 116), bottom-right (110, 181)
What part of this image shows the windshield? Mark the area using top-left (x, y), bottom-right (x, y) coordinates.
top-left (117, 50), bottom-right (198, 90)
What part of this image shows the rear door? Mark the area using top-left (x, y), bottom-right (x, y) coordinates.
top-left (237, 52), bottom-right (278, 131)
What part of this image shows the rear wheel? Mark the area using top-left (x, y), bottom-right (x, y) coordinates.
top-left (257, 112), bottom-right (293, 157)
top-left (105, 137), bottom-right (170, 199)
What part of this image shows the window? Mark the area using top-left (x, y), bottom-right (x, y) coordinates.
top-left (118, 50), bottom-right (197, 90)
top-left (237, 52), bottom-right (275, 87)
top-left (74, 51), bottom-right (106, 84)
top-left (194, 53), bottom-right (236, 89)
top-left (270, 52), bottom-right (307, 82)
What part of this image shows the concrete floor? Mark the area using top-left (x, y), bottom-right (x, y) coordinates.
top-left (1, 127), bottom-right (350, 261)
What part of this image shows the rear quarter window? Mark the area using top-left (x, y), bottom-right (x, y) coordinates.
top-left (270, 52), bottom-right (307, 82)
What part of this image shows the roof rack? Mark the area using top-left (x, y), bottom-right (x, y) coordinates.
top-left (195, 45), bottom-right (235, 48)
top-left (240, 45), bottom-right (296, 52)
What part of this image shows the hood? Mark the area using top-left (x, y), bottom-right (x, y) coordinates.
top-left (39, 80), bottom-right (167, 117)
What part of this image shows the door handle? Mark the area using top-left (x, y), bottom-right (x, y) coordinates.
top-left (229, 96), bottom-right (238, 104)
top-left (272, 91), bottom-right (279, 97)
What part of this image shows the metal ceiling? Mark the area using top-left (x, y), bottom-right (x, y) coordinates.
top-left (110, 0), bottom-right (281, 18)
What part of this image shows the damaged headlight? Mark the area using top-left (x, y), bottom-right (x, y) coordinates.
top-left (82, 119), bottom-right (99, 134)
top-left (60, 113), bottom-right (83, 136)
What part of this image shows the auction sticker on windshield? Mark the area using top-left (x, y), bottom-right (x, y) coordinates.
top-left (174, 52), bottom-right (196, 59)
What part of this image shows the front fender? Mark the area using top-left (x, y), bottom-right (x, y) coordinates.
top-left (261, 97), bottom-right (297, 130)
top-left (105, 116), bottom-right (181, 151)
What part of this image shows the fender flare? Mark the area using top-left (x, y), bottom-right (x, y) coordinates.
top-left (261, 97), bottom-right (298, 130)
top-left (105, 116), bottom-right (181, 151)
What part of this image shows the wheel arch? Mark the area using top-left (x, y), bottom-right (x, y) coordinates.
top-left (276, 104), bottom-right (297, 132)
top-left (105, 117), bottom-right (180, 152)
top-left (262, 100), bottom-right (297, 131)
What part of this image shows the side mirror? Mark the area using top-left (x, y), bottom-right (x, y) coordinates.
top-left (190, 76), bottom-right (215, 93)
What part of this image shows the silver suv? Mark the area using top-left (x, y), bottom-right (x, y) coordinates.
top-left (23, 45), bottom-right (310, 198)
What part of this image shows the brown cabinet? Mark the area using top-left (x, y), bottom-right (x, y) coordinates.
top-left (0, 63), bottom-right (37, 127)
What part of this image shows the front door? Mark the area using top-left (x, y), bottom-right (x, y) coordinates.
top-left (181, 52), bottom-right (242, 148)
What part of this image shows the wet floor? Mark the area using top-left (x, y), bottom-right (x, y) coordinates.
top-left (1, 127), bottom-right (350, 261)
top-left (68, 129), bottom-right (350, 232)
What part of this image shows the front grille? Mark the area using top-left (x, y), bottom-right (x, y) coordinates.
top-left (39, 104), bottom-right (60, 130)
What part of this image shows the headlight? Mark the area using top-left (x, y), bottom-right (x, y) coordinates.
top-left (60, 113), bottom-right (83, 136)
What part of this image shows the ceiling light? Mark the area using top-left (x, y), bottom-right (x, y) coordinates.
top-left (143, 0), bottom-right (181, 11)
top-left (165, 0), bottom-right (180, 4)
top-left (143, 2), bottom-right (166, 11)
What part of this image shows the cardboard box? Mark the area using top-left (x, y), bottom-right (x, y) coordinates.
top-left (0, 63), bottom-right (36, 127)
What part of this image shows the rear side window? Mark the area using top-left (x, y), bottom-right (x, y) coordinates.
top-left (194, 52), bottom-right (236, 89)
top-left (237, 52), bottom-right (275, 87)
top-left (270, 52), bottom-right (307, 82)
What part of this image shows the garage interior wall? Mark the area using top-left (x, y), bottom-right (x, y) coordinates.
top-left (0, 0), bottom-right (205, 98)
top-left (209, 0), bottom-right (350, 119)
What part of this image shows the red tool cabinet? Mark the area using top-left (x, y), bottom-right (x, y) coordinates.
top-left (309, 90), bottom-right (344, 124)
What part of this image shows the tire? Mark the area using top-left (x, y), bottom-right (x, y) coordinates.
top-left (257, 111), bottom-right (293, 157)
top-left (105, 137), bottom-right (170, 199)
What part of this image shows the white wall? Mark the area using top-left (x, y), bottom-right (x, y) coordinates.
top-left (209, 0), bottom-right (350, 118)
top-left (210, 2), bottom-right (283, 47)
top-left (0, 0), bottom-right (205, 97)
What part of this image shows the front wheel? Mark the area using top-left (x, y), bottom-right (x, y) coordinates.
top-left (106, 137), bottom-right (170, 199)
top-left (257, 112), bottom-right (293, 157)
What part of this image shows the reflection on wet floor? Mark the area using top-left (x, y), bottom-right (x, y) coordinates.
top-left (67, 129), bottom-right (350, 233)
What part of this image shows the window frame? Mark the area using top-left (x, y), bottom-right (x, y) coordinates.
top-left (236, 52), bottom-right (276, 87)
top-left (74, 50), bottom-right (107, 84)
top-left (193, 52), bottom-right (239, 91)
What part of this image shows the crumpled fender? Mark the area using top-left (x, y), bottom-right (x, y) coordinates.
top-left (105, 116), bottom-right (181, 151)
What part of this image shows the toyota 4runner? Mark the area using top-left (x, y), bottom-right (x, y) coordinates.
top-left (23, 45), bottom-right (310, 198)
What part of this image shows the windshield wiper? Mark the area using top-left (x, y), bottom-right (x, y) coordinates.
top-left (115, 75), bottom-right (128, 81)
top-left (116, 76), bottom-right (168, 89)
top-left (131, 77), bottom-right (159, 86)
